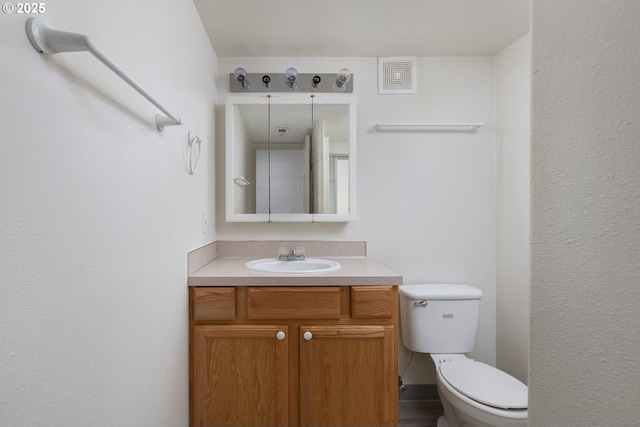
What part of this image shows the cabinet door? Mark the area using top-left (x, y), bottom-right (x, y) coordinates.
top-left (299, 325), bottom-right (396, 427)
top-left (193, 325), bottom-right (288, 427)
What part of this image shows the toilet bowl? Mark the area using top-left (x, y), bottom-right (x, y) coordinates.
top-left (398, 284), bottom-right (529, 427)
top-left (432, 355), bottom-right (527, 427)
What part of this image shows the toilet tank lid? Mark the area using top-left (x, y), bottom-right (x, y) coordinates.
top-left (399, 284), bottom-right (483, 300)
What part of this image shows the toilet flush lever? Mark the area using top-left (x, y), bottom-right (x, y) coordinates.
top-left (414, 300), bottom-right (428, 307)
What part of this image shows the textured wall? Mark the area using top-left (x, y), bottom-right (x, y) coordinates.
top-left (0, 2), bottom-right (216, 426)
top-left (530, 1), bottom-right (640, 425)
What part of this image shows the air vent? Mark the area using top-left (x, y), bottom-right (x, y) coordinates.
top-left (378, 57), bottom-right (417, 94)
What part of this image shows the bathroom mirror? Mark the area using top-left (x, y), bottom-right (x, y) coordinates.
top-left (225, 95), bottom-right (356, 222)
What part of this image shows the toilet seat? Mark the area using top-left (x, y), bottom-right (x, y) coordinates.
top-left (439, 359), bottom-right (528, 410)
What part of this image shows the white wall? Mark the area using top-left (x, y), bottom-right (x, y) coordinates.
top-left (216, 57), bottom-right (497, 383)
top-left (0, 2), bottom-right (216, 426)
top-left (495, 33), bottom-right (530, 385)
top-left (531, 1), bottom-right (640, 425)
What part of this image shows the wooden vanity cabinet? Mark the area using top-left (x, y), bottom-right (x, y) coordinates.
top-left (189, 285), bottom-right (398, 427)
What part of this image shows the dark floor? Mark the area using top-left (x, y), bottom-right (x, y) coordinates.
top-left (398, 401), bottom-right (443, 427)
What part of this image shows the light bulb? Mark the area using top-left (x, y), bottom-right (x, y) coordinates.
top-left (284, 67), bottom-right (298, 90)
top-left (234, 67), bottom-right (249, 89)
top-left (334, 68), bottom-right (351, 90)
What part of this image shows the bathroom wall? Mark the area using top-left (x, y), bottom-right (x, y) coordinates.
top-left (530, 1), bottom-right (640, 425)
top-left (216, 56), bottom-right (498, 383)
top-left (0, 1), bottom-right (216, 426)
top-left (495, 33), bottom-right (531, 385)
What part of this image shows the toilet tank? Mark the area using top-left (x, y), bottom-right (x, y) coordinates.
top-left (399, 284), bottom-right (483, 353)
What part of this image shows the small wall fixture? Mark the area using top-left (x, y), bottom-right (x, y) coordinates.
top-left (379, 57), bottom-right (417, 95)
top-left (233, 176), bottom-right (251, 187)
top-left (186, 132), bottom-right (202, 175)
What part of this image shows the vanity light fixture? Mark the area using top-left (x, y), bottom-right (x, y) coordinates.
top-left (284, 67), bottom-right (298, 90)
top-left (228, 69), bottom-right (353, 92)
top-left (233, 67), bottom-right (250, 90)
top-left (334, 68), bottom-right (352, 91)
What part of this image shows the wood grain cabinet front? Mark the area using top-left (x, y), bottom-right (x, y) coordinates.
top-left (189, 285), bottom-right (398, 427)
top-left (247, 287), bottom-right (341, 319)
top-left (191, 287), bottom-right (236, 321)
top-left (299, 325), bottom-right (396, 427)
top-left (192, 325), bottom-right (289, 427)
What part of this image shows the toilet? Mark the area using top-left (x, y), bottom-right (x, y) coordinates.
top-left (399, 284), bottom-right (528, 427)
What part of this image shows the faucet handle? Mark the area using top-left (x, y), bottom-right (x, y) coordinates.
top-left (277, 246), bottom-right (305, 261)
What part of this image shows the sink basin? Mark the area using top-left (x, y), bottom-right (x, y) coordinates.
top-left (244, 258), bottom-right (341, 274)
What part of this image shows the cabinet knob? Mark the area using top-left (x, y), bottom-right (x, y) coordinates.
top-left (276, 331), bottom-right (286, 340)
top-left (303, 331), bottom-right (313, 341)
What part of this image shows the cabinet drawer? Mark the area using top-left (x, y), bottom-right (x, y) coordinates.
top-left (192, 288), bottom-right (236, 321)
top-left (247, 287), bottom-right (341, 319)
top-left (351, 286), bottom-right (393, 318)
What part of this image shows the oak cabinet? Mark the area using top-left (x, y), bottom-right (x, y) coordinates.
top-left (190, 286), bottom-right (398, 427)
top-left (192, 325), bottom-right (289, 427)
top-left (299, 325), bottom-right (396, 427)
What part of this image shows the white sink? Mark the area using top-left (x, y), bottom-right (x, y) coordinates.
top-left (244, 258), bottom-right (341, 274)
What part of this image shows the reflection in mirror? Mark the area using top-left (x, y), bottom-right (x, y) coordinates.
top-left (260, 102), bottom-right (312, 214)
top-left (311, 102), bottom-right (351, 215)
top-left (226, 95), bottom-right (355, 222)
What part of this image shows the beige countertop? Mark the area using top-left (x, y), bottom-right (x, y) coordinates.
top-left (188, 256), bottom-right (402, 287)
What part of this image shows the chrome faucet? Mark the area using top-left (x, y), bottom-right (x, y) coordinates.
top-left (278, 247), bottom-right (305, 261)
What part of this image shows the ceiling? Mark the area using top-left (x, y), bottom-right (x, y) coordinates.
top-left (193, 0), bottom-right (530, 58)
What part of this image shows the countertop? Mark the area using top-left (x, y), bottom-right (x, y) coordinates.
top-left (188, 256), bottom-right (403, 287)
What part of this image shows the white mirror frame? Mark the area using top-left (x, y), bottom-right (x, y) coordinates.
top-left (225, 94), bottom-right (356, 223)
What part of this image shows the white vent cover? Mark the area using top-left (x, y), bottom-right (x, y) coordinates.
top-left (378, 57), bottom-right (417, 94)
